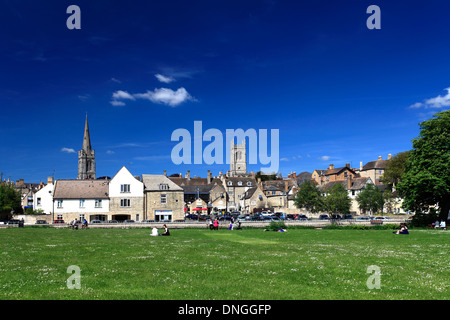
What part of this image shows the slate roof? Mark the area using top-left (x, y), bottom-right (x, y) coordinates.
top-left (168, 177), bottom-right (222, 187)
top-left (362, 159), bottom-right (388, 171)
top-left (142, 175), bottom-right (183, 191)
top-left (53, 179), bottom-right (110, 199)
top-left (319, 177), bottom-right (371, 191)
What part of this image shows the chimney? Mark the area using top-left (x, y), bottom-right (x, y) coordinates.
top-left (284, 180), bottom-right (289, 193)
top-left (360, 161), bottom-right (363, 171)
top-left (329, 164), bottom-right (334, 170)
top-left (345, 163), bottom-right (350, 168)
top-left (388, 154), bottom-right (392, 160)
top-left (47, 177), bottom-right (53, 185)
top-left (17, 179), bottom-right (24, 186)
top-left (163, 170), bottom-right (167, 177)
top-left (378, 156), bottom-right (382, 160)
top-left (207, 170), bottom-right (212, 184)
top-left (186, 170), bottom-right (190, 180)
top-left (293, 172), bottom-right (297, 179)
top-left (347, 174), bottom-right (352, 190)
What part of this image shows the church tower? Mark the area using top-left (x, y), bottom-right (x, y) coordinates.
top-left (230, 140), bottom-right (247, 176)
top-left (77, 115), bottom-right (96, 180)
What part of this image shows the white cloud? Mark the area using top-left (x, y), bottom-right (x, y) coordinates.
top-left (155, 74), bottom-right (175, 83)
top-left (110, 100), bottom-right (126, 107)
top-left (112, 90), bottom-right (135, 100)
top-left (134, 87), bottom-right (195, 107)
top-left (319, 155), bottom-right (330, 161)
top-left (112, 87), bottom-right (196, 107)
top-left (409, 88), bottom-right (450, 109)
top-left (280, 157), bottom-right (289, 162)
top-left (61, 147), bottom-right (76, 154)
top-left (106, 150), bottom-right (115, 154)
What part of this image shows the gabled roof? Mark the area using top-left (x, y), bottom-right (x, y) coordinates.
top-left (362, 159), bottom-right (388, 171)
top-left (319, 177), bottom-right (372, 191)
top-left (142, 175), bottom-right (183, 191)
top-left (325, 166), bottom-right (356, 176)
top-left (53, 179), bottom-right (109, 199)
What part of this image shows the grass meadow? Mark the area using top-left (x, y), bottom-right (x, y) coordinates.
top-left (0, 226), bottom-right (448, 300)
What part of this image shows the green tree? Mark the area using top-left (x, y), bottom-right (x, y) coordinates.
top-left (356, 183), bottom-right (384, 215)
top-left (397, 110), bottom-right (450, 221)
top-left (294, 180), bottom-right (323, 213)
top-left (381, 151), bottom-right (409, 188)
top-left (323, 183), bottom-right (351, 216)
top-left (0, 184), bottom-right (22, 220)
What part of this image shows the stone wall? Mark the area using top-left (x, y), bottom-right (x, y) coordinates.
top-left (145, 190), bottom-right (184, 221)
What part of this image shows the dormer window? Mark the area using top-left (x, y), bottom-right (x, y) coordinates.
top-left (247, 182), bottom-right (251, 186)
top-left (238, 181), bottom-right (242, 186)
top-left (159, 184), bottom-right (169, 190)
top-left (228, 181), bottom-right (232, 186)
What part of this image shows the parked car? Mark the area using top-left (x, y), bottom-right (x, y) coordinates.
top-left (331, 214), bottom-right (342, 220)
top-left (142, 219), bottom-right (155, 223)
top-left (343, 214), bottom-right (354, 220)
top-left (374, 216), bottom-right (391, 220)
top-left (35, 220), bottom-right (48, 225)
top-left (107, 220), bottom-right (118, 224)
top-left (8, 219), bottom-right (21, 225)
top-left (356, 217), bottom-right (371, 221)
top-left (319, 215), bottom-right (330, 220)
top-left (123, 219), bottom-right (135, 223)
top-left (298, 215), bottom-right (308, 220)
top-left (53, 219), bottom-right (65, 224)
top-left (90, 220), bottom-right (102, 224)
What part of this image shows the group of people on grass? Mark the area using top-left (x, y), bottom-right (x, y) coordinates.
top-left (150, 224), bottom-right (170, 236)
top-left (208, 218), bottom-right (243, 231)
top-left (69, 218), bottom-right (88, 230)
top-left (432, 220), bottom-right (447, 230)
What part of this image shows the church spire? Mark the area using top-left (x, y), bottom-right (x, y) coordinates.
top-left (78, 114), bottom-right (96, 180)
top-left (82, 114), bottom-right (92, 153)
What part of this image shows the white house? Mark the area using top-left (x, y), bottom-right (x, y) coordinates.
top-left (33, 182), bottom-right (54, 215)
top-left (109, 166), bottom-right (144, 222)
top-left (53, 179), bottom-right (110, 222)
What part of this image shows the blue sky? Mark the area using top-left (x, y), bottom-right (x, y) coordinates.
top-left (1, 0), bottom-right (450, 182)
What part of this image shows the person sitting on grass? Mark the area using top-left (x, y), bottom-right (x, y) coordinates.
top-left (394, 223), bottom-right (409, 234)
top-left (161, 224), bottom-right (170, 236)
top-left (150, 227), bottom-right (159, 236)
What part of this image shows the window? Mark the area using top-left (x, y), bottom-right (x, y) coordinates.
top-left (57, 214), bottom-right (63, 220)
top-left (79, 199), bottom-right (85, 208)
top-left (238, 181), bottom-right (242, 186)
top-left (79, 214), bottom-right (85, 221)
top-left (160, 194), bottom-right (167, 204)
top-left (121, 184), bottom-right (130, 193)
top-left (228, 181), bottom-right (232, 186)
top-left (57, 200), bottom-right (63, 208)
top-left (247, 182), bottom-right (252, 186)
top-left (95, 199), bottom-right (102, 208)
top-left (159, 184), bottom-right (169, 190)
top-left (37, 198), bottom-right (41, 206)
top-left (120, 199), bottom-right (131, 207)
